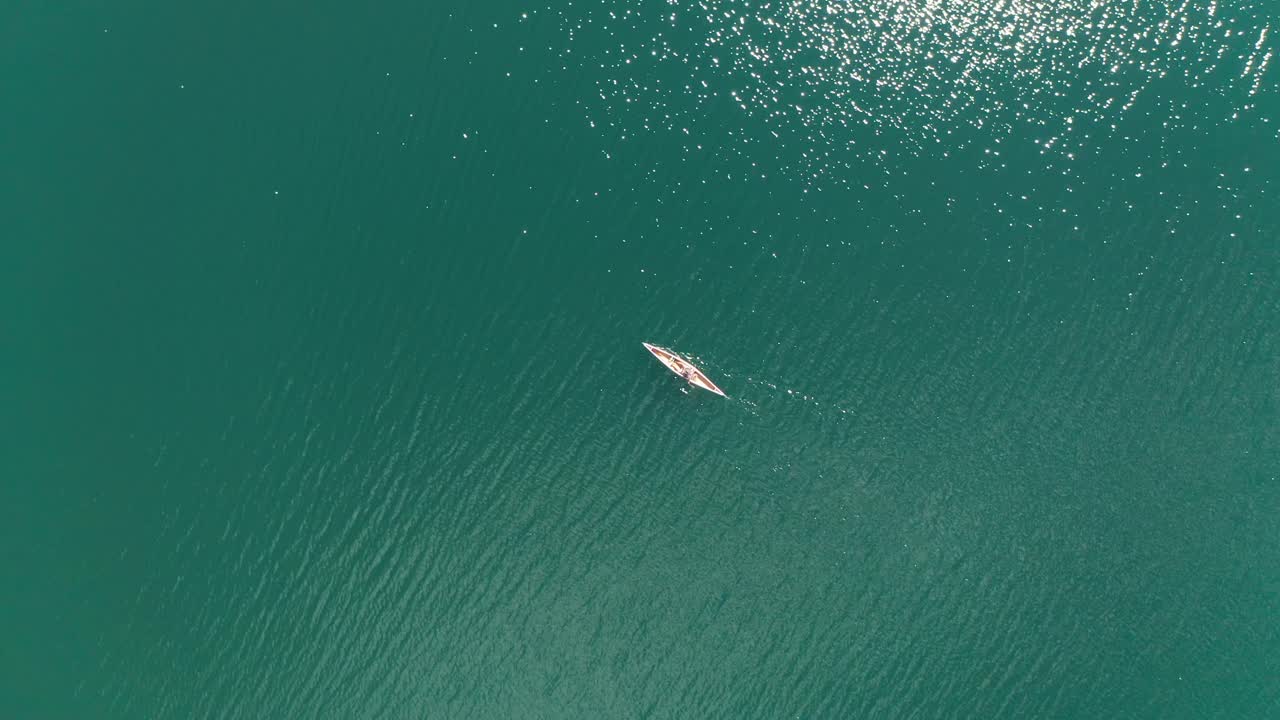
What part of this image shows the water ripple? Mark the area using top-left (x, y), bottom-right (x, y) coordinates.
top-left (551, 0), bottom-right (1274, 182)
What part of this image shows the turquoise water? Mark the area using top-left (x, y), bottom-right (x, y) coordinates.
top-left (4, 1), bottom-right (1278, 717)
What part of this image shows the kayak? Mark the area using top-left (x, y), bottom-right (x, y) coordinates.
top-left (642, 342), bottom-right (727, 397)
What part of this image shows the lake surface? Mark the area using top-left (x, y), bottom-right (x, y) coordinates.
top-left (4, 1), bottom-right (1277, 717)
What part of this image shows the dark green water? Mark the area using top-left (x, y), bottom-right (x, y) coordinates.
top-left (4, 1), bottom-right (1278, 717)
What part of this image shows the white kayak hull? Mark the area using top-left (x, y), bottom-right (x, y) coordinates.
top-left (642, 342), bottom-right (727, 397)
